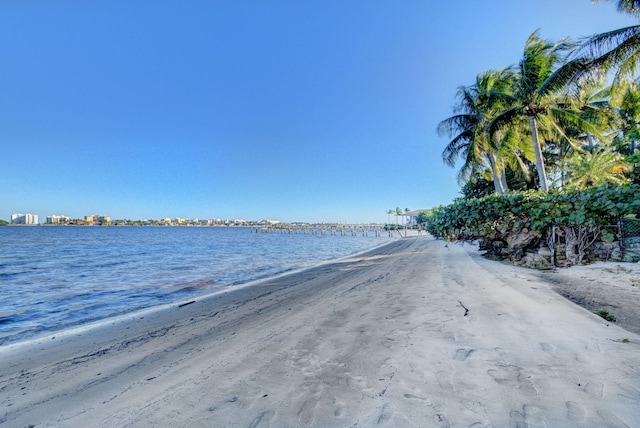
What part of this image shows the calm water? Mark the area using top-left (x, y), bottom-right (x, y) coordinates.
top-left (0, 226), bottom-right (393, 345)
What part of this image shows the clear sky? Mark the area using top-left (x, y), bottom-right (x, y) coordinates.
top-left (1, 1), bottom-right (637, 224)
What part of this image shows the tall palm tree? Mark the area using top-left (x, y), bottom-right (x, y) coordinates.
top-left (438, 81), bottom-right (490, 187)
top-left (490, 31), bottom-right (597, 191)
top-left (438, 69), bottom-right (521, 193)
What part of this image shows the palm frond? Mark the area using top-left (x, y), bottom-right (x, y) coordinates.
top-left (540, 57), bottom-right (593, 95)
top-left (613, 0), bottom-right (640, 17)
top-left (437, 114), bottom-right (475, 137)
top-left (487, 106), bottom-right (522, 135)
top-left (577, 25), bottom-right (640, 58)
top-left (441, 131), bottom-right (473, 167)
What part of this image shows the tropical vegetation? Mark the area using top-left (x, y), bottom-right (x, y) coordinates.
top-left (432, 1), bottom-right (640, 266)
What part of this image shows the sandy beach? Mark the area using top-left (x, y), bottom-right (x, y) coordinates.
top-left (1, 236), bottom-right (639, 427)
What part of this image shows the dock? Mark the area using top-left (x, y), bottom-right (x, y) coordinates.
top-left (253, 224), bottom-right (424, 237)
top-left (254, 224), bottom-right (388, 237)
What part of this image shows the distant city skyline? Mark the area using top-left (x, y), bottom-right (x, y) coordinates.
top-left (8, 211), bottom-right (269, 224)
top-left (1, 1), bottom-right (636, 224)
top-left (7, 211), bottom-right (388, 225)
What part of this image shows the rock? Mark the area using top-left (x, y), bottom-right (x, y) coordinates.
top-left (538, 246), bottom-right (552, 260)
top-left (516, 252), bottom-right (554, 270)
top-left (504, 228), bottom-right (539, 260)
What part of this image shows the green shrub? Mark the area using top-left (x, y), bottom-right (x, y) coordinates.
top-left (424, 184), bottom-right (640, 264)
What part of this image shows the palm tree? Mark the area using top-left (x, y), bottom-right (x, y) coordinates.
top-left (387, 209), bottom-right (394, 229)
top-left (395, 207), bottom-right (402, 230)
top-left (546, 79), bottom-right (615, 186)
top-left (490, 31), bottom-right (597, 191)
top-left (564, 147), bottom-right (631, 188)
top-left (438, 82), bottom-right (487, 186)
top-left (611, 81), bottom-right (640, 154)
top-left (438, 69), bottom-right (523, 193)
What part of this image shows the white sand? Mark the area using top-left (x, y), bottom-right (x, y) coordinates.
top-left (1, 236), bottom-right (639, 427)
top-left (529, 260), bottom-right (640, 336)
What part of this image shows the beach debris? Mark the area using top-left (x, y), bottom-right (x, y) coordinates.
top-left (458, 300), bottom-right (469, 316)
top-left (610, 338), bottom-right (630, 343)
top-left (594, 310), bottom-right (616, 322)
top-left (178, 300), bottom-right (196, 308)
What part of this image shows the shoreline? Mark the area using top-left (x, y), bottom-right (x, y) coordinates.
top-left (0, 235), bottom-right (399, 350)
top-left (1, 236), bottom-right (639, 426)
top-left (0, 227), bottom-right (397, 348)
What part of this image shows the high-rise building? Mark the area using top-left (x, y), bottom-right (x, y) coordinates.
top-left (11, 213), bottom-right (39, 225)
top-left (46, 215), bottom-right (70, 225)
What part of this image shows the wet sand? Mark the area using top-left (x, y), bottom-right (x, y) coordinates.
top-left (1, 236), bottom-right (639, 426)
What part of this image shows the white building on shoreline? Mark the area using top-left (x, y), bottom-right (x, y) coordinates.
top-left (11, 213), bottom-right (39, 225)
top-left (46, 215), bottom-right (70, 225)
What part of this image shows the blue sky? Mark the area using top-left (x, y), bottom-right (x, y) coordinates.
top-left (1, 1), bottom-right (637, 223)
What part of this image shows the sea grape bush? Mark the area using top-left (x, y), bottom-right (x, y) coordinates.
top-left (425, 184), bottom-right (640, 264)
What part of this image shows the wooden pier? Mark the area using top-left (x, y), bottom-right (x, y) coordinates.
top-left (253, 224), bottom-right (392, 237)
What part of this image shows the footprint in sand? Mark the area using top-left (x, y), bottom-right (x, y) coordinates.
top-left (539, 342), bottom-right (556, 354)
top-left (248, 410), bottom-right (275, 428)
top-left (454, 348), bottom-right (475, 361)
top-left (403, 393), bottom-right (432, 405)
top-left (331, 396), bottom-right (345, 418)
top-left (382, 337), bottom-right (396, 349)
top-left (537, 364), bottom-right (558, 377)
top-left (510, 405), bottom-right (547, 428)
top-left (487, 365), bottom-right (538, 396)
top-left (566, 401), bottom-right (587, 423)
top-left (510, 409), bottom-right (527, 427)
top-left (297, 398), bottom-right (319, 427)
top-left (574, 352), bottom-right (592, 364)
top-left (582, 381), bottom-right (604, 398)
top-left (376, 403), bottom-right (396, 425)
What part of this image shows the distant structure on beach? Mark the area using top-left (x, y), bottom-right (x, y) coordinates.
top-left (402, 210), bottom-right (427, 227)
top-left (46, 215), bottom-right (70, 225)
top-left (11, 213), bottom-right (39, 225)
top-left (85, 215), bottom-right (111, 226)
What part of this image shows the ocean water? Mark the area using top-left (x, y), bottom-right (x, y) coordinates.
top-left (0, 226), bottom-right (394, 345)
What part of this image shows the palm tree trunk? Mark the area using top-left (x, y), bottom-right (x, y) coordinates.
top-left (488, 153), bottom-right (506, 194)
top-left (491, 173), bottom-right (503, 194)
top-left (500, 168), bottom-right (509, 192)
top-left (529, 115), bottom-right (549, 191)
top-left (586, 134), bottom-right (597, 153)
